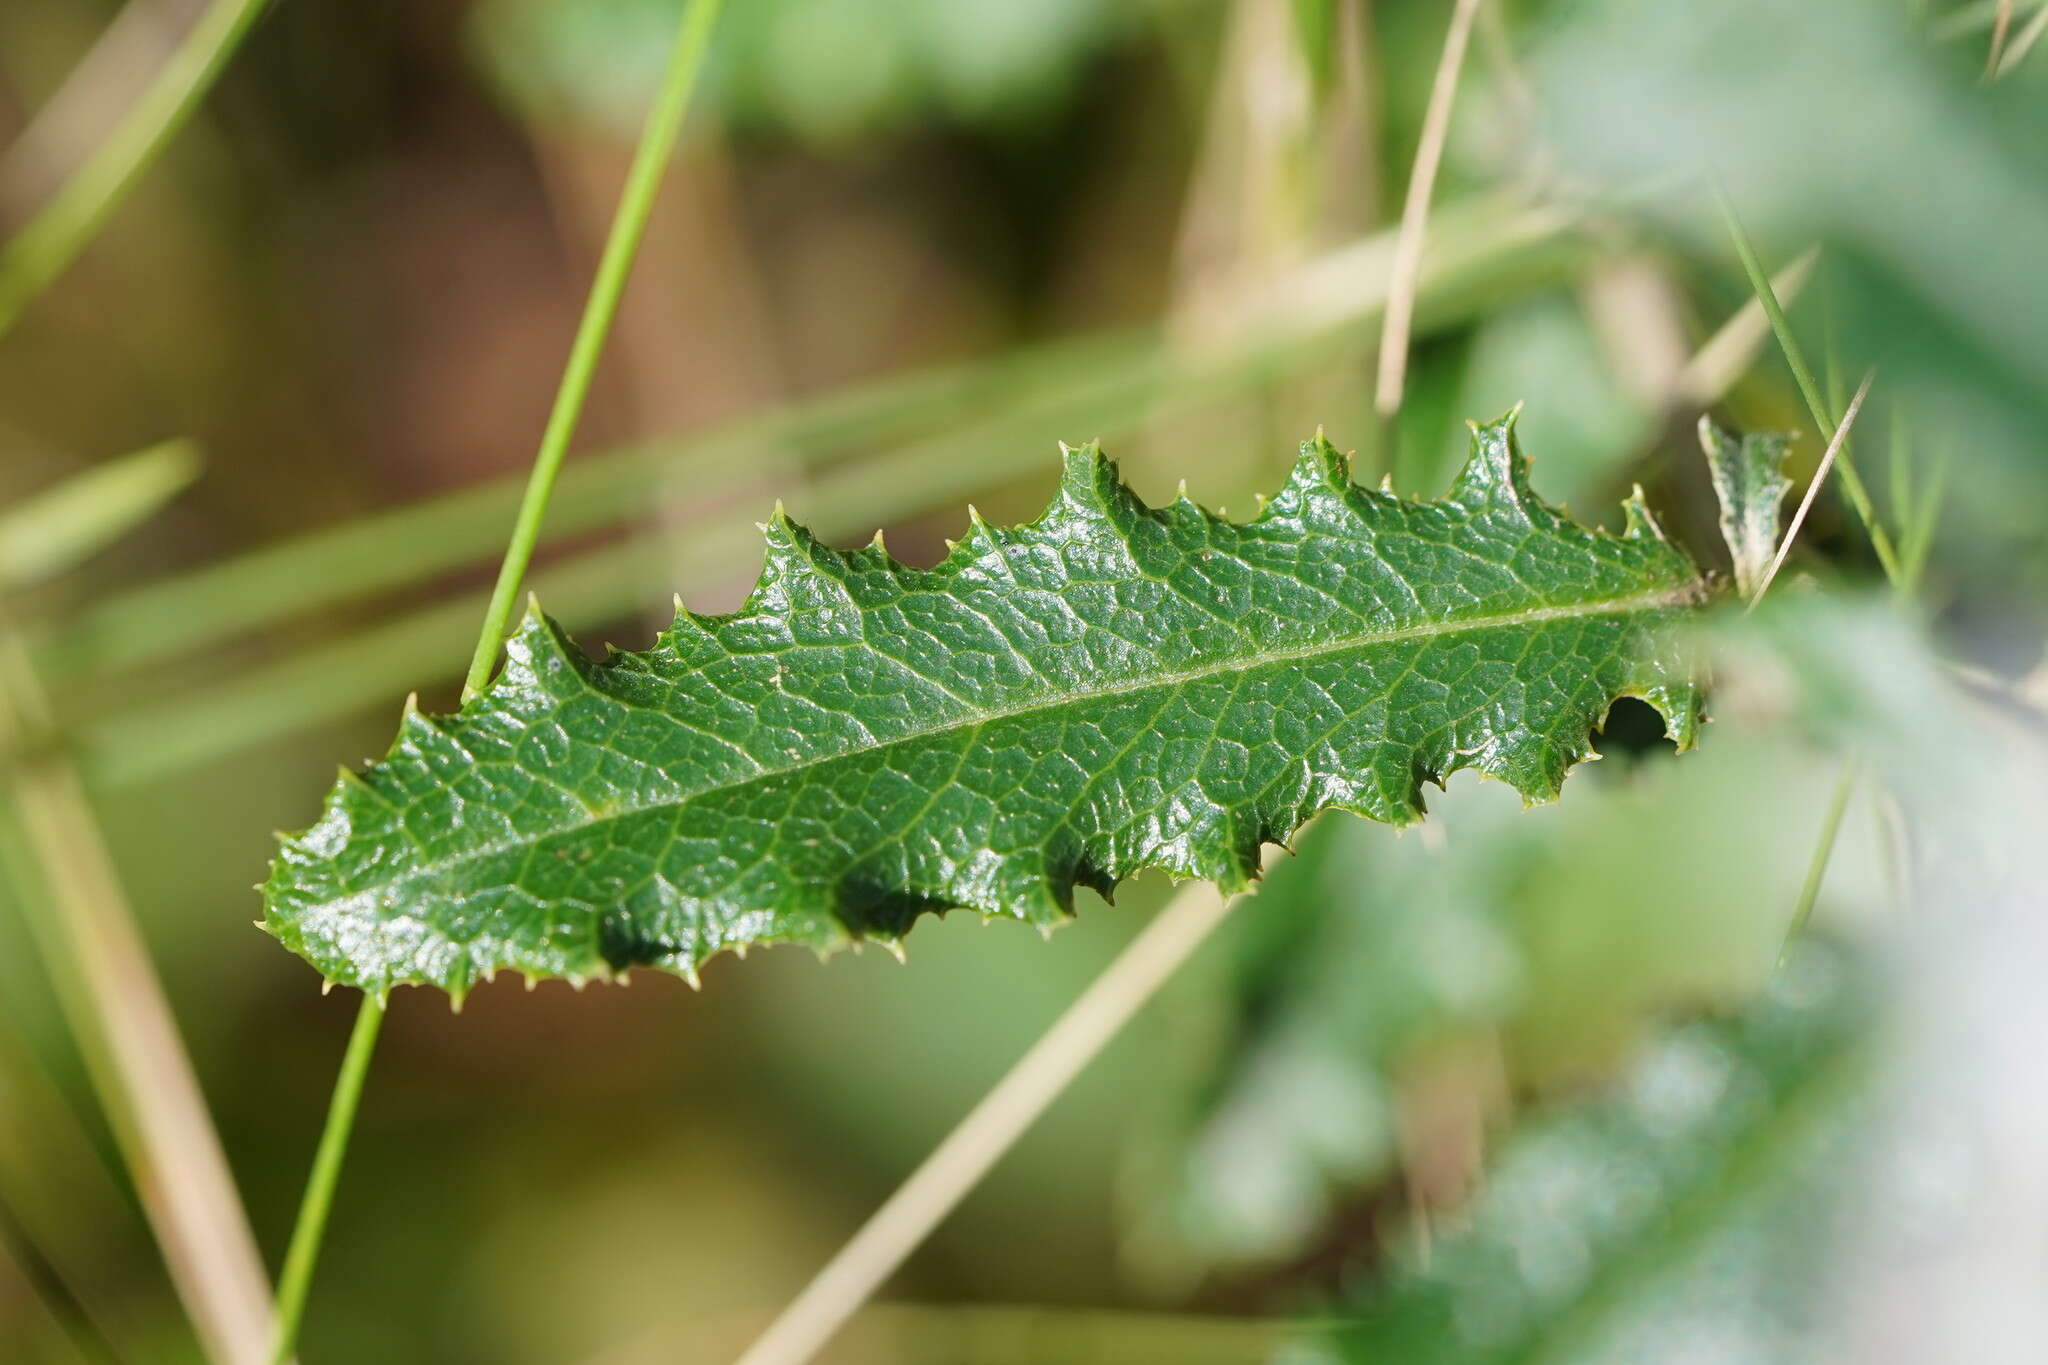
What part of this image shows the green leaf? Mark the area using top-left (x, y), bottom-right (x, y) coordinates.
top-left (264, 414), bottom-right (1705, 999)
top-left (1139, 733), bottom-right (1827, 1279)
top-left (1699, 418), bottom-right (1794, 600)
top-left (1319, 943), bottom-right (1867, 1365)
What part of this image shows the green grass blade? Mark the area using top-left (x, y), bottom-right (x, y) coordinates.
top-left (0, 439), bottom-right (200, 591)
top-left (0, 0), bottom-right (275, 341)
top-left (1713, 190), bottom-right (1902, 585)
top-left (32, 331), bottom-right (1147, 685)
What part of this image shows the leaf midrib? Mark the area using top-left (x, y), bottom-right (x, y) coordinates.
top-left (328, 580), bottom-right (1698, 904)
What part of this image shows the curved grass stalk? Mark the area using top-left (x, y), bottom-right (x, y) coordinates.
top-left (0, 619), bottom-right (274, 1365)
top-left (265, 2), bottom-right (727, 1358)
top-left (0, 0), bottom-right (275, 341)
top-left (734, 879), bottom-right (1245, 1365)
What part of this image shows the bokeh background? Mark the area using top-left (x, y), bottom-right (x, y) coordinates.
top-left (3, 1), bottom-right (2046, 1361)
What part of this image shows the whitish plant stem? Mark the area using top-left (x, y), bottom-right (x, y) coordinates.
top-left (1988, 0), bottom-right (2018, 76)
top-left (267, 3), bottom-right (726, 1359)
top-left (1712, 190), bottom-right (1902, 585)
top-left (1748, 370), bottom-right (1874, 609)
top-left (733, 878), bottom-right (1245, 1365)
top-left (1374, 0), bottom-right (1485, 424)
top-left (1995, 3), bottom-right (2048, 74)
top-left (461, 0), bottom-right (727, 701)
top-left (0, 0), bottom-right (275, 341)
top-left (0, 618), bottom-right (273, 1365)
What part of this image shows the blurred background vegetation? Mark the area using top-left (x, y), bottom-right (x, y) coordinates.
top-left (2, 1), bottom-right (2045, 1361)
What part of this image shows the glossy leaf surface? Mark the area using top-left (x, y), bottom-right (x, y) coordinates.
top-left (266, 415), bottom-right (1704, 997)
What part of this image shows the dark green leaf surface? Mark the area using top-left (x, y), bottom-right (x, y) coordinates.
top-left (265, 415), bottom-right (1704, 998)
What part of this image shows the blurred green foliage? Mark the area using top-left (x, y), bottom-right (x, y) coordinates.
top-left (1317, 941), bottom-right (1866, 1365)
top-left (470, 0), bottom-right (1139, 142)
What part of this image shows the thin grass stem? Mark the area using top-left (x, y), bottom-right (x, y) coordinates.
top-left (460, 0), bottom-right (726, 701)
top-left (1748, 370), bottom-right (1874, 610)
top-left (1988, 0), bottom-right (2018, 76)
top-left (1712, 190), bottom-right (1902, 585)
top-left (1900, 442), bottom-right (1951, 594)
top-left (1888, 402), bottom-right (1914, 519)
top-left (1373, 0), bottom-right (1485, 423)
top-left (1671, 246), bottom-right (1819, 409)
top-left (0, 0), bottom-right (275, 340)
top-left (1995, 2), bottom-right (2048, 73)
top-left (266, 999), bottom-right (383, 1364)
top-left (733, 878), bottom-right (1246, 1365)
top-left (265, 4), bottom-right (727, 1359)
top-left (0, 1193), bottom-right (123, 1365)
top-left (0, 617), bottom-right (273, 1365)
top-left (1779, 761), bottom-right (1859, 959)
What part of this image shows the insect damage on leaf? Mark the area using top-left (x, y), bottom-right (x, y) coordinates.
top-left (264, 411), bottom-right (1706, 1000)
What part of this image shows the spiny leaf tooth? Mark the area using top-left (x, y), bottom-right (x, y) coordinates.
top-left (879, 938), bottom-right (908, 964)
top-left (1622, 484), bottom-right (1669, 542)
top-left (658, 600), bottom-right (719, 651)
top-left (396, 699), bottom-right (445, 745)
top-left (505, 607), bottom-right (591, 689)
top-left (1055, 440), bottom-right (1121, 517)
top-left (1450, 409), bottom-right (1536, 517)
top-left (1275, 436), bottom-right (1351, 509)
top-left (959, 502), bottom-right (1004, 553)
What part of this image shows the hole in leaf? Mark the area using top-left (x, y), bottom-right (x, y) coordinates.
top-left (1593, 696), bottom-right (1678, 760)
